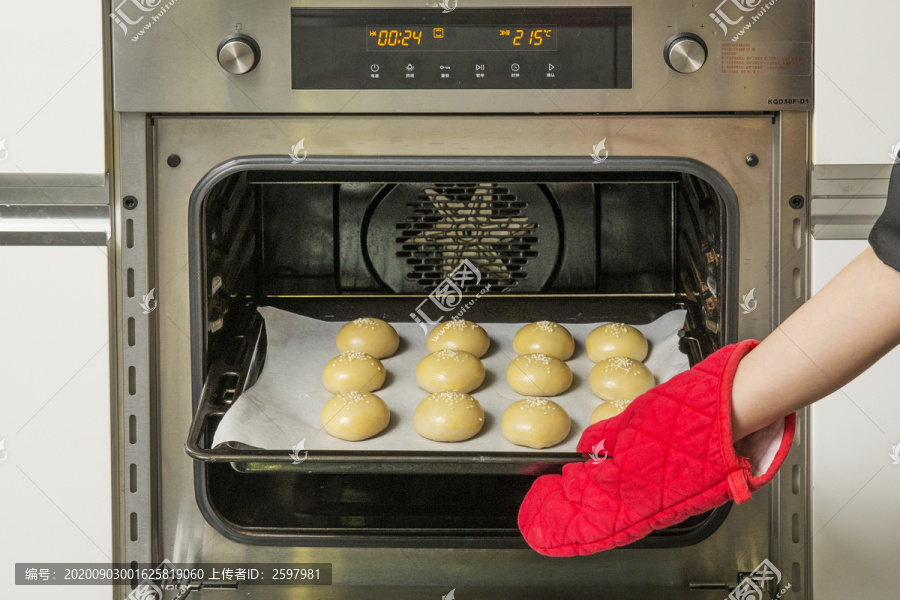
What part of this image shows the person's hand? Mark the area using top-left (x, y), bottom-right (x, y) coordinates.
top-left (518, 340), bottom-right (796, 557)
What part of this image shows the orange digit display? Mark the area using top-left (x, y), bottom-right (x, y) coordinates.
top-left (375, 29), bottom-right (424, 47)
top-left (366, 25), bottom-right (557, 51)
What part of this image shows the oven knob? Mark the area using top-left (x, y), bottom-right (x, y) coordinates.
top-left (664, 34), bottom-right (707, 74)
top-left (217, 34), bottom-right (261, 75)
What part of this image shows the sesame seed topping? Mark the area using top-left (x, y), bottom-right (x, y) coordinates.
top-left (336, 391), bottom-right (370, 405)
top-left (518, 397), bottom-right (559, 412)
top-left (334, 351), bottom-right (376, 363)
top-left (603, 356), bottom-right (639, 373)
top-left (533, 320), bottom-right (558, 332)
top-left (430, 319), bottom-right (479, 341)
top-left (522, 353), bottom-right (553, 366)
top-left (603, 322), bottom-right (629, 338)
top-left (352, 317), bottom-right (380, 329)
top-left (430, 391), bottom-right (478, 407)
top-left (612, 399), bottom-right (631, 411)
top-left (434, 349), bottom-right (467, 361)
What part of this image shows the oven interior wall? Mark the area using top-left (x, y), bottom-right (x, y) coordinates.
top-left (254, 178), bottom-right (679, 295)
top-left (204, 171), bottom-right (723, 360)
top-left (197, 169), bottom-right (725, 543)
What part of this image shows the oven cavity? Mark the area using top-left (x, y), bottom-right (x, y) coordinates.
top-left (190, 166), bottom-right (731, 546)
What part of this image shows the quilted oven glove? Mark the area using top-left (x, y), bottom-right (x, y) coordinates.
top-left (518, 339), bottom-right (796, 557)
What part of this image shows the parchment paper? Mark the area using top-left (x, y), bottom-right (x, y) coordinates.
top-left (211, 307), bottom-right (690, 453)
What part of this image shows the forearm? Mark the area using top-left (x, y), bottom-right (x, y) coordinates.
top-left (731, 246), bottom-right (900, 441)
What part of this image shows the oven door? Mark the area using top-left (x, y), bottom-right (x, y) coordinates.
top-left (119, 114), bottom-right (808, 598)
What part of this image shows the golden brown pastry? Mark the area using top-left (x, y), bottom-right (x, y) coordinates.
top-left (586, 323), bottom-right (649, 363)
top-left (413, 391), bottom-right (485, 442)
top-left (506, 353), bottom-right (573, 397)
top-left (590, 400), bottom-right (631, 424)
top-left (512, 321), bottom-right (575, 360)
top-left (336, 317), bottom-right (399, 359)
top-left (322, 351), bottom-right (385, 394)
top-left (320, 391), bottom-right (390, 441)
top-left (426, 319), bottom-right (491, 358)
top-left (589, 357), bottom-right (655, 402)
top-left (416, 349), bottom-right (485, 394)
top-left (501, 398), bottom-right (571, 449)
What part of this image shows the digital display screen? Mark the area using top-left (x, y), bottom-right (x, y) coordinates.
top-left (367, 26), bottom-right (558, 52)
top-left (292, 8), bottom-right (632, 90)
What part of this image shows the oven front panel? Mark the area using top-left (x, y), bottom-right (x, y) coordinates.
top-left (110, 0), bottom-right (812, 113)
top-left (136, 114), bottom-right (806, 596)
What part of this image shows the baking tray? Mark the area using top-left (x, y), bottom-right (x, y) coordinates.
top-left (186, 296), bottom-right (708, 474)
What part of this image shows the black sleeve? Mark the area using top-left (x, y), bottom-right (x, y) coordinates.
top-left (869, 161), bottom-right (900, 272)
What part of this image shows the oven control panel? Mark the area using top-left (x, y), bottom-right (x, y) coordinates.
top-left (291, 8), bottom-right (632, 90)
top-left (110, 0), bottom-right (813, 113)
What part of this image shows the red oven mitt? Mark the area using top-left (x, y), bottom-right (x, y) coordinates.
top-left (518, 339), bottom-right (796, 557)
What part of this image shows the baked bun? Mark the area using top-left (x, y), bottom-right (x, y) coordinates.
top-left (506, 353), bottom-right (572, 397)
top-left (589, 357), bottom-right (655, 402)
top-left (501, 398), bottom-right (571, 449)
top-left (512, 321), bottom-right (575, 360)
top-left (586, 323), bottom-right (649, 363)
top-left (336, 318), bottom-right (399, 359)
top-left (426, 320), bottom-right (491, 358)
top-left (322, 351), bottom-right (385, 394)
top-left (320, 391), bottom-right (390, 441)
top-left (590, 400), bottom-right (631, 424)
top-left (416, 349), bottom-right (485, 394)
top-left (413, 391), bottom-right (485, 442)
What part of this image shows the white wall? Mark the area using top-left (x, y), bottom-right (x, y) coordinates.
top-left (0, 246), bottom-right (113, 599)
top-left (0, 2), bottom-right (105, 174)
top-left (810, 239), bottom-right (900, 599)
top-left (814, 1), bottom-right (900, 164)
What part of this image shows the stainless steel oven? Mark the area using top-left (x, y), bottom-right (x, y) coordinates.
top-left (110, 1), bottom-right (812, 598)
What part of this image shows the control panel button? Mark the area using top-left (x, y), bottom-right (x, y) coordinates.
top-left (507, 57), bottom-right (530, 81)
top-left (664, 33), bottom-right (707, 74)
top-left (217, 34), bottom-right (261, 75)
